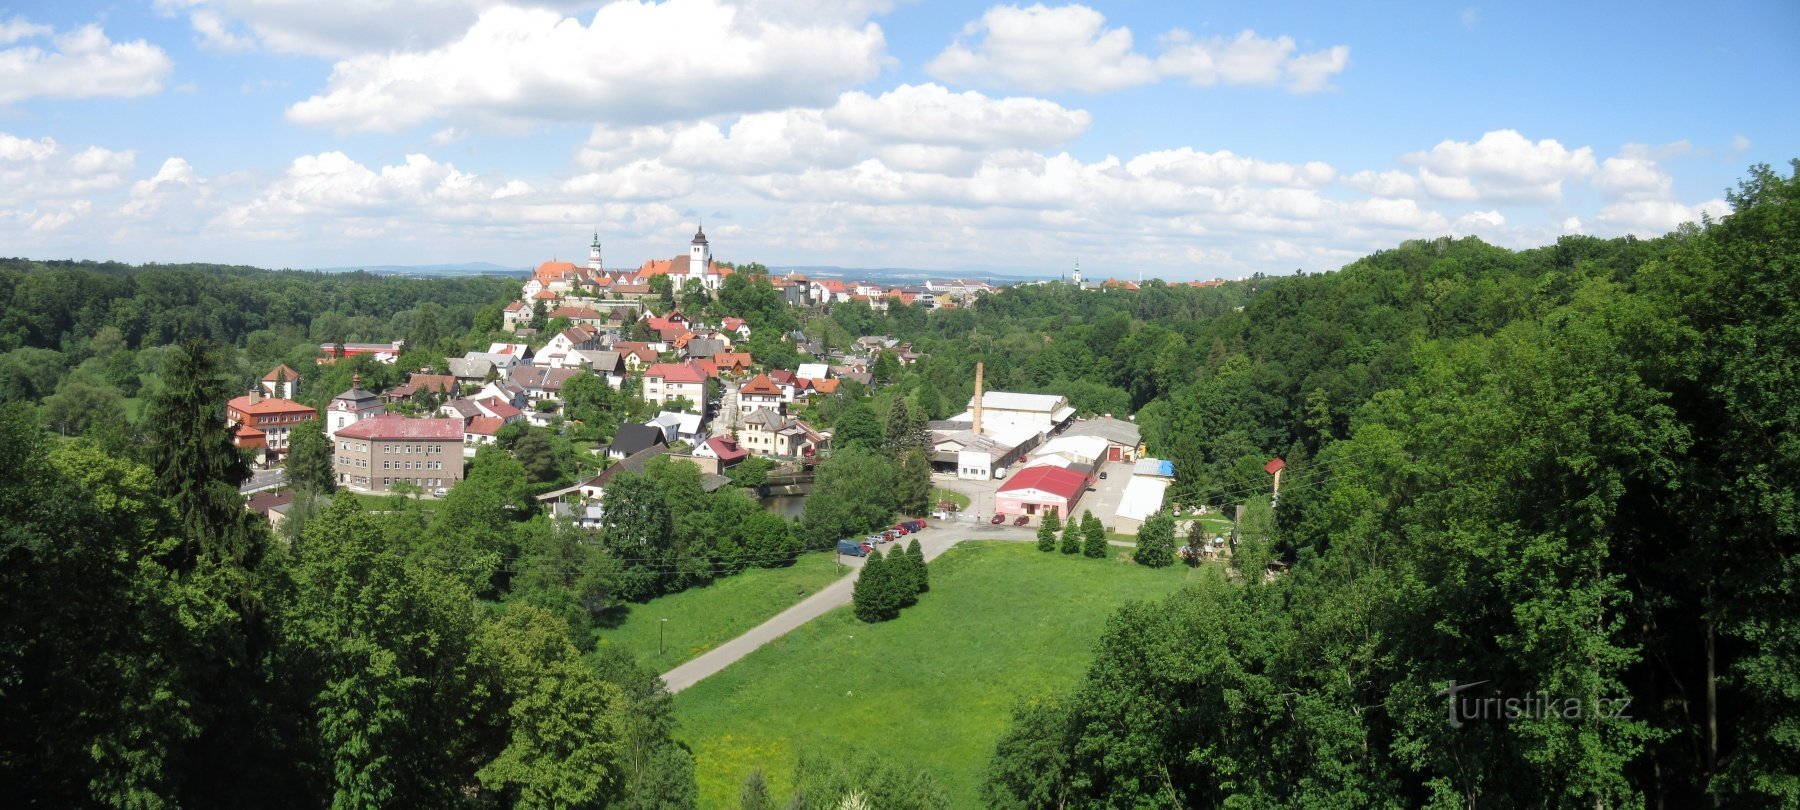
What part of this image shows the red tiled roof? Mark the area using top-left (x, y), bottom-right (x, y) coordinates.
top-left (703, 436), bottom-right (749, 463)
top-left (722, 317), bottom-right (746, 330)
top-left (532, 290), bottom-right (558, 300)
top-left (534, 261), bottom-right (578, 282)
top-left (228, 395), bottom-right (317, 417)
top-left (809, 378), bottom-right (841, 394)
top-left (261, 363), bottom-right (301, 382)
top-left (644, 362), bottom-right (706, 384)
top-left (740, 374), bottom-right (781, 396)
top-left (466, 416), bottom-right (505, 436)
top-left (997, 465), bottom-right (1088, 501)
top-left (475, 398), bottom-right (521, 419)
top-left (335, 414), bottom-right (464, 440)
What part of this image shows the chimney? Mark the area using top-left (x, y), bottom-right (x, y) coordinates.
top-left (250, 387), bottom-right (263, 405)
top-left (972, 361), bottom-right (984, 436)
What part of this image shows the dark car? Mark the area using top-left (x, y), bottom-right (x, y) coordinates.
top-left (1013, 515), bottom-right (1030, 526)
top-left (990, 513), bottom-right (1005, 524)
top-left (904, 519), bottom-right (926, 532)
top-left (836, 539), bottom-right (870, 557)
top-left (1099, 471), bottom-right (1108, 479)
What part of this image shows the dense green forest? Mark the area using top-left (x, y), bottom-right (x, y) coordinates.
top-left (2, 162), bottom-right (1795, 807)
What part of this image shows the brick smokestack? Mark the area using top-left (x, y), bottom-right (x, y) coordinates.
top-left (972, 361), bottom-right (984, 435)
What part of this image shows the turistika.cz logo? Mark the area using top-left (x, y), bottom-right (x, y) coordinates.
top-left (1435, 680), bottom-right (1633, 728)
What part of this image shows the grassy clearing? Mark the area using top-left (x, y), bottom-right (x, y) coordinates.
top-left (594, 551), bottom-right (849, 666)
top-left (931, 486), bottom-right (970, 511)
top-left (673, 540), bottom-right (1200, 808)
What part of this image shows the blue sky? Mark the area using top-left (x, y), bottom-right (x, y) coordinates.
top-left (1, 0), bottom-right (1793, 279)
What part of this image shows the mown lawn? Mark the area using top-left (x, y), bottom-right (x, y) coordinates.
top-left (673, 540), bottom-right (1200, 808)
top-left (931, 486), bottom-right (971, 511)
top-left (593, 551), bottom-right (849, 666)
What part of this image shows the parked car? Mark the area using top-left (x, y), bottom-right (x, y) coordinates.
top-left (1013, 515), bottom-right (1030, 526)
top-left (990, 513), bottom-right (1006, 524)
top-left (884, 529), bottom-right (903, 542)
top-left (904, 519), bottom-right (926, 532)
top-left (867, 534), bottom-right (886, 545)
top-left (1099, 471), bottom-right (1108, 479)
top-left (892, 524), bottom-right (910, 535)
top-left (836, 539), bottom-right (870, 557)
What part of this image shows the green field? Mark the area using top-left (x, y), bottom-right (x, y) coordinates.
top-left (594, 551), bottom-right (849, 666)
top-left (931, 486), bottom-right (971, 511)
top-left (673, 541), bottom-right (1200, 807)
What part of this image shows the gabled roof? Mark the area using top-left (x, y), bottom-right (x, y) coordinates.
top-left (1065, 416), bottom-right (1141, 447)
top-left (713, 352), bottom-right (752, 369)
top-left (228, 395), bottom-right (316, 416)
top-left (336, 414), bottom-right (463, 440)
top-left (448, 357), bottom-right (494, 379)
top-left (608, 423), bottom-right (668, 456)
top-left (261, 363), bottom-right (301, 382)
top-left (702, 435), bottom-right (749, 463)
top-left (643, 362), bottom-right (706, 384)
top-left (440, 399), bottom-right (482, 420)
top-left (474, 397), bottom-right (521, 420)
top-left (466, 416), bottom-right (506, 436)
top-left (997, 465), bottom-right (1088, 501)
top-left (739, 374), bottom-right (782, 397)
top-left (809, 378), bottom-right (841, 395)
top-left (742, 407), bottom-right (784, 431)
top-left (404, 373), bottom-right (458, 395)
top-left (509, 365), bottom-right (583, 392)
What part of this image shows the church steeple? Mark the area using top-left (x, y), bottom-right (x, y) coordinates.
top-left (588, 231), bottom-right (603, 271)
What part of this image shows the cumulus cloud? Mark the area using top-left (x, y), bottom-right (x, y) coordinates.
top-left (1597, 198), bottom-right (1729, 235)
top-left (826, 84), bottom-right (1091, 149)
top-left (285, 0), bottom-right (887, 131)
top-left (1158, 31), bottom-right (1349, 93)
top-left (926, 4), bottom-right (1348, 94)
top-left (0, 22), bottom-right (173, 104)
top-left (1403, 129), bottom-right (1595, 202)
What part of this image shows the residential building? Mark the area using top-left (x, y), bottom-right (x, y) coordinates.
top-left (226, 390), bottom-right (318, 456)
top-left (332, 415), bottom-right (464, 494)
top-left (738, 408), bottom-right (828, 459)
top-left (642, 362), bottom-right (708, 409)
top-left (508, 365), bottom-right (584, 402)
top-left (646, 411), bottom-right (704, 444)
top-left (317, 340), bottom-right (404, 364)
top-left (607, 423), bottom-right (669, 460)
top-left (737, 373), bottom-right (785, 415)
top-left (694, 435), bottom-right (749, 468)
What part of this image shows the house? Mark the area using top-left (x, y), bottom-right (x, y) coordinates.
top-left (448, 356), bottom-right (495, 385)
top-left (994, 465), bottom-right (1088, 519)
top-left (795, 362), bottom-right (830, 381)
top-left (473, 397), bottom-right (523, 423)
top-left (534, 443), bottom-right (670, 528)
top-left (226, 390), bottom-right (318, 456)
top-left (543, 325), bottom-right (600, 358)
top-left (606, 423), bottom-right (669, 460)
top-left (260, 364), bottom-right (301, 399)
top-left (641, 362), bottom-right (708, 409)
top-left (573, 350), bottom-right (626, 385)
top-left (806, 378), bottom-right (841, 396)
top-left (737, 373), bottom-right (785, 415)
top-left (738, 408), bottom-right (828, 459)
top-left (610, 342), bottom-right (658, 373)
top-left (383, 373), bottom-right (457, 403)
top-left (508, 365), bottom-right (584, 401)
top-left (474, 380), bottom-right (529, 410)
top-left (463, 416), bottom-right (506, 455)
top-left (245, 490), bottom-right (296, 531)
top-left (646, 411), bottom-right (704, 444)
top-left (712, 352), bottom-right (753, 374)
top-left (720, 317), bottom-right (750, 338)
top-left (332, 415), bottom-right (465, 494)
top-left (683, 337), bottom-right (728, 361)
top-left (694, 435), bottom-right (749, 468)
top-left (502, 300), bottom-right (531, 330)
top-left (549, 305), bottom-right (610, 328)
top-left (325, 374), bottom-right (384, 439)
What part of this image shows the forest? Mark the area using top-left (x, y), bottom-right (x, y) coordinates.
top-left (1, 161), bottom-right (1795, 807)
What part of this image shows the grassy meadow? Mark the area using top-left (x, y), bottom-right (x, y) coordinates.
top-left (673, 540), bottom-right (1204, 807)
top-left (594, 551), bottom-right (850, 666)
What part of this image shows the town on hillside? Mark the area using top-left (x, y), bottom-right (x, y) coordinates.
top-left (235, 228), bottom-right (1189, 545)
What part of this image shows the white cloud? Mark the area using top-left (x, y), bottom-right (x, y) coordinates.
top-left (926, 4), bottom-right (1349, 94)
top-left (1454, 209), bottom-right (1504, 231)
top-left (1594, 156), bottom-right (1672, 200)
top-left (1126, 148), bottom-right (1335, 188)
top-left (926, 4), bottom-right (1156, 93)
top-left (1730, 134), bottom-right (1751, 152)
top-left (826, 84), bottom-right (1091, 150)
top-left (1158, 31), bottom-right (1349, 93)
top-left (429, 127), bottom-right (464, 146)
top-left (1342, 169), bottom-right (1418, 197)
top-left (0, 133), bottom-right (57, 161)
top-left (1596, 198), bottom-right (1729, 235)
top-left (286, 0), bottom-right (888, 131)
top-left (0, 16), bottom-right (50, 45)
top-left (189, 9), bottom-right (257, 51)
top-left (123, 157), bottom-right (205, 217)
top-left (1403, 129), bottom-right (1595, 202)
top-left (0, 23), bottom-right (173, 104)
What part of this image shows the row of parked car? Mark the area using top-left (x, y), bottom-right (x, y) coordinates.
top-left (990, 514), bottom-right (1032, 526)
top-left (836, 519), bottom-right (929, 557)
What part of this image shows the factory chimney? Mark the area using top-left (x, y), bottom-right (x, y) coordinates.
top-left (972, 362), bottom-right (985, 435)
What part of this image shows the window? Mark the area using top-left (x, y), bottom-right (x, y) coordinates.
top-left (383, 477), bottom-right (390, 486)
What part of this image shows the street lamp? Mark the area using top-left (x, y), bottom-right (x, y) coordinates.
top-left (660, 618), bottom-right (667, 657)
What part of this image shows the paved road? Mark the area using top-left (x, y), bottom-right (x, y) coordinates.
top-left (660, 520), bottom-right (1037, 694)
top-left (240, 466), bottom-right (286, 495)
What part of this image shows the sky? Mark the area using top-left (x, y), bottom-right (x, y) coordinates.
top-left (1, 0), bottom-right (1795, 280)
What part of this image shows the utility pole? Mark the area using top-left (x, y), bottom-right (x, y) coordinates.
top-left (659, 618), bottom-right (667, 658)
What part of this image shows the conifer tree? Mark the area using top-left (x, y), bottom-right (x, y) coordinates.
top-left (1037, 512), bottom-right (1060, 552)
top-left (740, 768), bottom-right (774, 810)
top-left (853, 549), bottom-right (899, 623)
top-left (1060, 511), bottom-right (1080, 554)
top-left (1082, 510), bottom-right (1107, 558)
top-left (907, 538), bottom-right (928, 593)
top-left (887, 545), bottom-right (919, 607)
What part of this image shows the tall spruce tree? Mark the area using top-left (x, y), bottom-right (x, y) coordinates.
top-left (1037, 512), bottom-right (1059, 552)
top-left (1081, 510), bottom-right (1107, 558)
top-left (853, 548), bottom-right (897, 623)
top-left (907, 538), bottom-right (928, 593)
top-left (145, 339), bottom-right (265, 574)
top-left (1059, 512), bottom-right (1080, 554)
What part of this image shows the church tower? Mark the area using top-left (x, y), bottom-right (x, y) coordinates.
top-left (587, 231), bottom-right (603, 271)
top-left (1072, 259), bottom-right (1082, 287)
top-left (688, 224), bottom-right (710, 289)
top-left (326, 373), bottom-right (384, 440)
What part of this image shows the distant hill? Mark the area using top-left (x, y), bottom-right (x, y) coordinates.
top-left (768, 265), bottom-right (1047, 285)
top-left (309, 261), bottom-right (529, 278)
